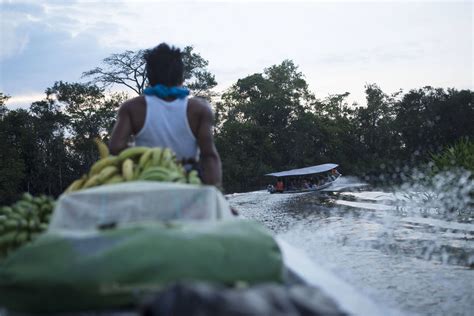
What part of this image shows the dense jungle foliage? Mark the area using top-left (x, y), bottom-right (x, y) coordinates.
top-left (1, 49), bottom-right (473, 202)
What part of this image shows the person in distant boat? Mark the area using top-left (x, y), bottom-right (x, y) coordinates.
top-left (267, 184), bottom-right (275, 193)
top-left (109, 43), bottom-right (222, 186)
top-left (331, 168), bottom-right (340, 180)
top-left (302, 179), bottom-right (310, 189)
top-left (288, 180), bottom-right (297, 191)
top-left (275, 178), bottom-right (284, 193)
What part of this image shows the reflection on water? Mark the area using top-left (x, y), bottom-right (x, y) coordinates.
top-left (228, 187), bottom-right (474, 316)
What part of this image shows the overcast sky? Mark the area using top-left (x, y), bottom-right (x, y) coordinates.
top-left (1, 0), bottom-right (472, 108)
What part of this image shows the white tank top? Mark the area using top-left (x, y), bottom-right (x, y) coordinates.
top-left (135, 95), bottom-right (199, 160)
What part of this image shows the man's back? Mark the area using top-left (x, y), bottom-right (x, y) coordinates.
top-left (130, 95), bottom-right (198, 160)
top-left (116, 95), bottom-right (207, 140)
top-left (109, 42), bottom-right (222, 186)
top-left (109, 95), bottom-right (221, 185)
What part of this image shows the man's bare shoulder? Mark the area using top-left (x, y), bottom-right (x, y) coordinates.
top-left (120, 96), bottom-right (145, 111)
top-left (188, 97), bottom-right (213, 117)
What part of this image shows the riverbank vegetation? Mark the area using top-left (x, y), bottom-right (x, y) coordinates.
top-left (430, 138), bottom-right (474, 175)
top-left (1, 49), bottom-right (473, 202)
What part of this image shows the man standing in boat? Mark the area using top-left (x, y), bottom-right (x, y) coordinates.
top-left (109, 43), bottom-right (222, 186)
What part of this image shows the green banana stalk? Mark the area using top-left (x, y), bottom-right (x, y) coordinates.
top-left (0, 192), bottom-right (56, 258)
top-left (82, 174), bottom-right (101, 189)
top-left (94, 138), bottom-right (110, 159)
top-left (90, 156), bottom-right (119, 176)
top-left (122, 158), bottom-right (135, 181)
top-left (138, 148), bottom-right (154, 168)
top-left (188, 170), bottom-right (202, 185)
top-left (151, 148), bottom-right (164, 167)
top-left (104, 175), bottom-right (125, 185)
top-left (65, 177), bottom-right (86, 193)
top-left (97, 165), bottom-right (119, 183)
top-left (118, 146), bottom-right (149, 161)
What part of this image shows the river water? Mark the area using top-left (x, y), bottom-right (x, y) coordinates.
top-left (227, 182), bottom-right (474, 316)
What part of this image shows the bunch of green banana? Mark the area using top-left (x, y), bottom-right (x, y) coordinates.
top-left (0, 193), bottom-right (55, 258)
top-left (94, 137), bottom-right (110, 159)
top-left (64, 141), bottom-right (202, 194)
top-left (125, 147), bottom-right (202, 184)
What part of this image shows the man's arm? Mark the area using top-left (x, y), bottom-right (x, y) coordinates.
top-left (197, 104), bottom-right (222, 186)
top-left (109, 103), bottom-right (133, 155)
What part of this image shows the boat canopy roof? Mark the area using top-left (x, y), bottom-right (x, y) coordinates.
top-left (266, 163), bottom-right (338, 177)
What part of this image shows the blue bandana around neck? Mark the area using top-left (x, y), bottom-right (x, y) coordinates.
top-left (144, 84), bottom-right (190, 99)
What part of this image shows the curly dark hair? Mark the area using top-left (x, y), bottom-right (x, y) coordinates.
top-left (144, 43), bottom-right (184, 87)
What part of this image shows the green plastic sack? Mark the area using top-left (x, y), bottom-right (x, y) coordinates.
top-left (0, 220), bottom-right (283, 313)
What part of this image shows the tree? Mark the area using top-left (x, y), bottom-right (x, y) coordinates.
top-left (0, 93), bottom-right (24, 204)
top-left (45, 81), bottom-right (125, 176)
top-left (0, 93), bottom-right (9, 118)
top-left (0, 107), bottom-right (31, 203)
top-left (181, 46), bottom-right (218, 98)
top-left (83, 46), bottom-right (217, 98)
top-left (0, 82), bottom-right (127, 201)
top-left (352, 84), bottom-right (401, 175)
top-left (311, 93), bottom-right (362, 175)
top-left (215, 60), bottom-right (317, 191)
top-left (29, 99), bottom-right (70, 195)
top-left (83, 50), bottom-right (146, 95)
top-left (313, 92), bottom-right (353, 119)
top-left (394, 87), bottom-right (474, 162)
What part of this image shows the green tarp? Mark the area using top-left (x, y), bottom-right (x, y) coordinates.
top-left (0, 220), bottom-right (283, 313)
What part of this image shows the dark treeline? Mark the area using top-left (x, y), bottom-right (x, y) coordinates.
top-left (0, 85), bottom-right (125, 204)
top-left (1, 51), bottom-right (473, 203)
top-left (215, 60), bottom-right (474, 192)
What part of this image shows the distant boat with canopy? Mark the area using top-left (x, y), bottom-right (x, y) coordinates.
top-left (266, 163), bottom-right (341, 194)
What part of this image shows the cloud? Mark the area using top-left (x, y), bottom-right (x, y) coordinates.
top-left (0, 1), bottom-right (46, 60)
top-left (316, 42), bottom-right (427, 66)
top-left (0, 1), bottom-right (45, 16)
top-left (0, 1), bottom-right (124, 103)
top-left (4, 92), bottom-right (45, 110)
top-left (0, 0), bottom-right (472, 110)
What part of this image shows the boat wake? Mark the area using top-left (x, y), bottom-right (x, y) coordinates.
top-left (228, 176), bottom-right (474, 316)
